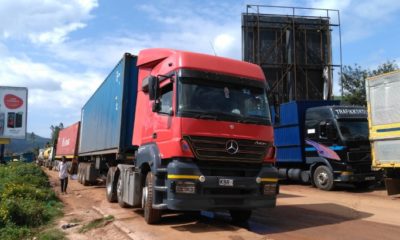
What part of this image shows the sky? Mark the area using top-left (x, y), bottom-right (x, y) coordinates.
top-left (0, 0), bottom-right (399, 138)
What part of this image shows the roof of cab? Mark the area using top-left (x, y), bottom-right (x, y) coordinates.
top-left (137, 48), bottom-right (265, 81)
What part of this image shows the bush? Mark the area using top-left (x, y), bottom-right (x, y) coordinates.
top-left (0, 163), bottom-right (62, 239)
top-left (0, 223), bottom-right (30, 240)
top-left (37, 228), bottom-right (66, 240)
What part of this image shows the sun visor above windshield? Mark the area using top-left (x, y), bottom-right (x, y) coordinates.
top-left (332, 107), bottom-right (367, 119)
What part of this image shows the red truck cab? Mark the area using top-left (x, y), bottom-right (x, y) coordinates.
top-left (130, 49), bottom-right (278, 223)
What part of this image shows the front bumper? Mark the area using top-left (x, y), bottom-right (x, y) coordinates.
top-left (164, 159), bottom-right (278, 211)
top-left (334, 170), bottom-right (382, 182)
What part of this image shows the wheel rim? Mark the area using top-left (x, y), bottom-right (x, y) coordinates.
top-left (317, 171), bottom-right (329, 186)
top-left (117, 176), bottom-right (122, 199)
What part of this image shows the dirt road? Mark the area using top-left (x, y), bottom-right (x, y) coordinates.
top-left (46, 169), bottom-right (400, 240)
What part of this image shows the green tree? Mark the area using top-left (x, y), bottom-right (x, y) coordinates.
top-left (50, 123), bottom-right (64, 146)
top-left (340, 60), bottom-right (399, 105)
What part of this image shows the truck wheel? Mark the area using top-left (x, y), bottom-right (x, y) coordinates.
top-left (229, 210), bottom-right (252, 223)
top-left (80, 169), bottom-right (84, 184)
top-left (77, 169), bottom-right (81, 183)
top-left (82, 175), bottom-right (87, 186)
top-left (313, 165), bottom-right (335, 191)
top-left (106, 168), bottom-right (117, 202)
top-left (142, 172), bottom-right (161, 224)
top-left (117, 173), bottom-right (129, 208)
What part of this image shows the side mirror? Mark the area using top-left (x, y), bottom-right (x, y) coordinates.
top-left (326, 121), bottom-right (337, 140)
top-left (319, 121), bottom-right (327, 139)
top-left (152, 99), bottom-right (161, 112)
top-left (148, 76), bottom-right (159, 100)
top-left (319, 121), bottom-right (337, 140)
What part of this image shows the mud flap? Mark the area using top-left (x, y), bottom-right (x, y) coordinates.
top-left (385, 178), bottom-right (400, 195)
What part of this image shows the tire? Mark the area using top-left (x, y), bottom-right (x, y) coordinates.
top-left (106, 168), bottom-right (117, 202)
top-left (82, 175), bottom-right (87, 186)
top-left (143, 172), bottom-right (161, 224)
top-left (77, 168), bottom-right (82, 184)
top-left (229, 210), bottom-right (252, 223)
top-left (117, 173), bottom-right (129, 208)
top-left (313, 165), bottom-right (335, 191)
top-left (79, 168), bottom-right (84, 184)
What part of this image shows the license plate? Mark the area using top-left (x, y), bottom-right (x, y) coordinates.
top-left (365, 176), bottom-right (375, 181)
top-left (219, 178), bottom-right (234, 186)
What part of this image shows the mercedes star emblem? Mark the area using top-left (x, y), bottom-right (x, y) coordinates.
top-left (226, 140), bottom-right (239, 155)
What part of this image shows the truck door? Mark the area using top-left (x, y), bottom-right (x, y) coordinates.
top-left (152, 81), bottom-right (174, 150)
top-left (305, 108), bottom-right (338, 157)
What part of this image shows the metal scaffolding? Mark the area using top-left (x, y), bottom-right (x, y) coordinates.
top-left (242, 5), bottom-right (343, 104)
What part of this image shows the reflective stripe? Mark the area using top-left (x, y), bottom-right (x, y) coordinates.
top-left (305, 146), bottom-right (345, 151)
top-left (376, 127), bottom-right (400, 133)
top-left (341, 171), bottom-right (353, 175)
top-left (167, 174), bottom-right (199, 180)
top-left (261, 178), bottom-right (278, 182)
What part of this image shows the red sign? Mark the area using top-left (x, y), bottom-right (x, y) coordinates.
top-left (4, 94), bottom-right (23, 109)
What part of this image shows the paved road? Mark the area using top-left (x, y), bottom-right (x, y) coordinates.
top-left (47, 169), bottom-right (400, 240)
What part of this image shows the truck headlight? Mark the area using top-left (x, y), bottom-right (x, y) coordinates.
top-left (175, 181), bottom-right (196, 194)
top-left (263, 183), bottom-right (277, 195)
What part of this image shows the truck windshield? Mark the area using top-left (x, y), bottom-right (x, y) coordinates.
top-left (178, 77), bottom-right (271, 125)
top-left (337, 120), bottom-right (369, 141)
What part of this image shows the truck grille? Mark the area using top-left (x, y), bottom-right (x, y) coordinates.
top-left (347, 151), bottom-right (371, 162)
top-left (184, 135), bottom-right (269, 163)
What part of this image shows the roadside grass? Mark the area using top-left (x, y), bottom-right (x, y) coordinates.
top-left (0, 162), bottom-right (63, 240)
top-left (37, 228), bottom-right (67, 240)
top-left (79, 215), bottom-right (115, 233)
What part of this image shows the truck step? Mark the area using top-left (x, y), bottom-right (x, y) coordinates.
top-left (152, 203), bottom-right (168, 210)
top-left (154, 186), bottom-right (168, 192)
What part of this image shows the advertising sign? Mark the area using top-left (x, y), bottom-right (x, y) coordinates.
top-left (0, 87), bottom-right (28, 139)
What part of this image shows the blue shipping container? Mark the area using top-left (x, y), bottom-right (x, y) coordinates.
top-left (79, 53), bottom-right (138, 155)
top-left (275, 100), bottom-right (339, 163)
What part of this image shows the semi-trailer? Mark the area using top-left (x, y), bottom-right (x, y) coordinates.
top-left (274, 101), bottom-right (379, 190)
top-left (53, 121), bottom-right (80, 172)
top-left (365, 70), bottom-right (400, 195)
top-left (75, 49), bottom-right (278, 224)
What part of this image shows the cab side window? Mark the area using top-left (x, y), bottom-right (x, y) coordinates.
top-left (159, 83), bottom-right (173, 114)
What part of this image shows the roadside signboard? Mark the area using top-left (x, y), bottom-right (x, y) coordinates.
top-left (0, 87), bottom-right (28, 139)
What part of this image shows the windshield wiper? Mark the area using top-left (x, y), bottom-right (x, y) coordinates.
top-left (239, 119), bottom-right (260, 124)
top-left (182, 110), bottom-right (218, 120)
top-left (197, 114), bottom-right (217, 120)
